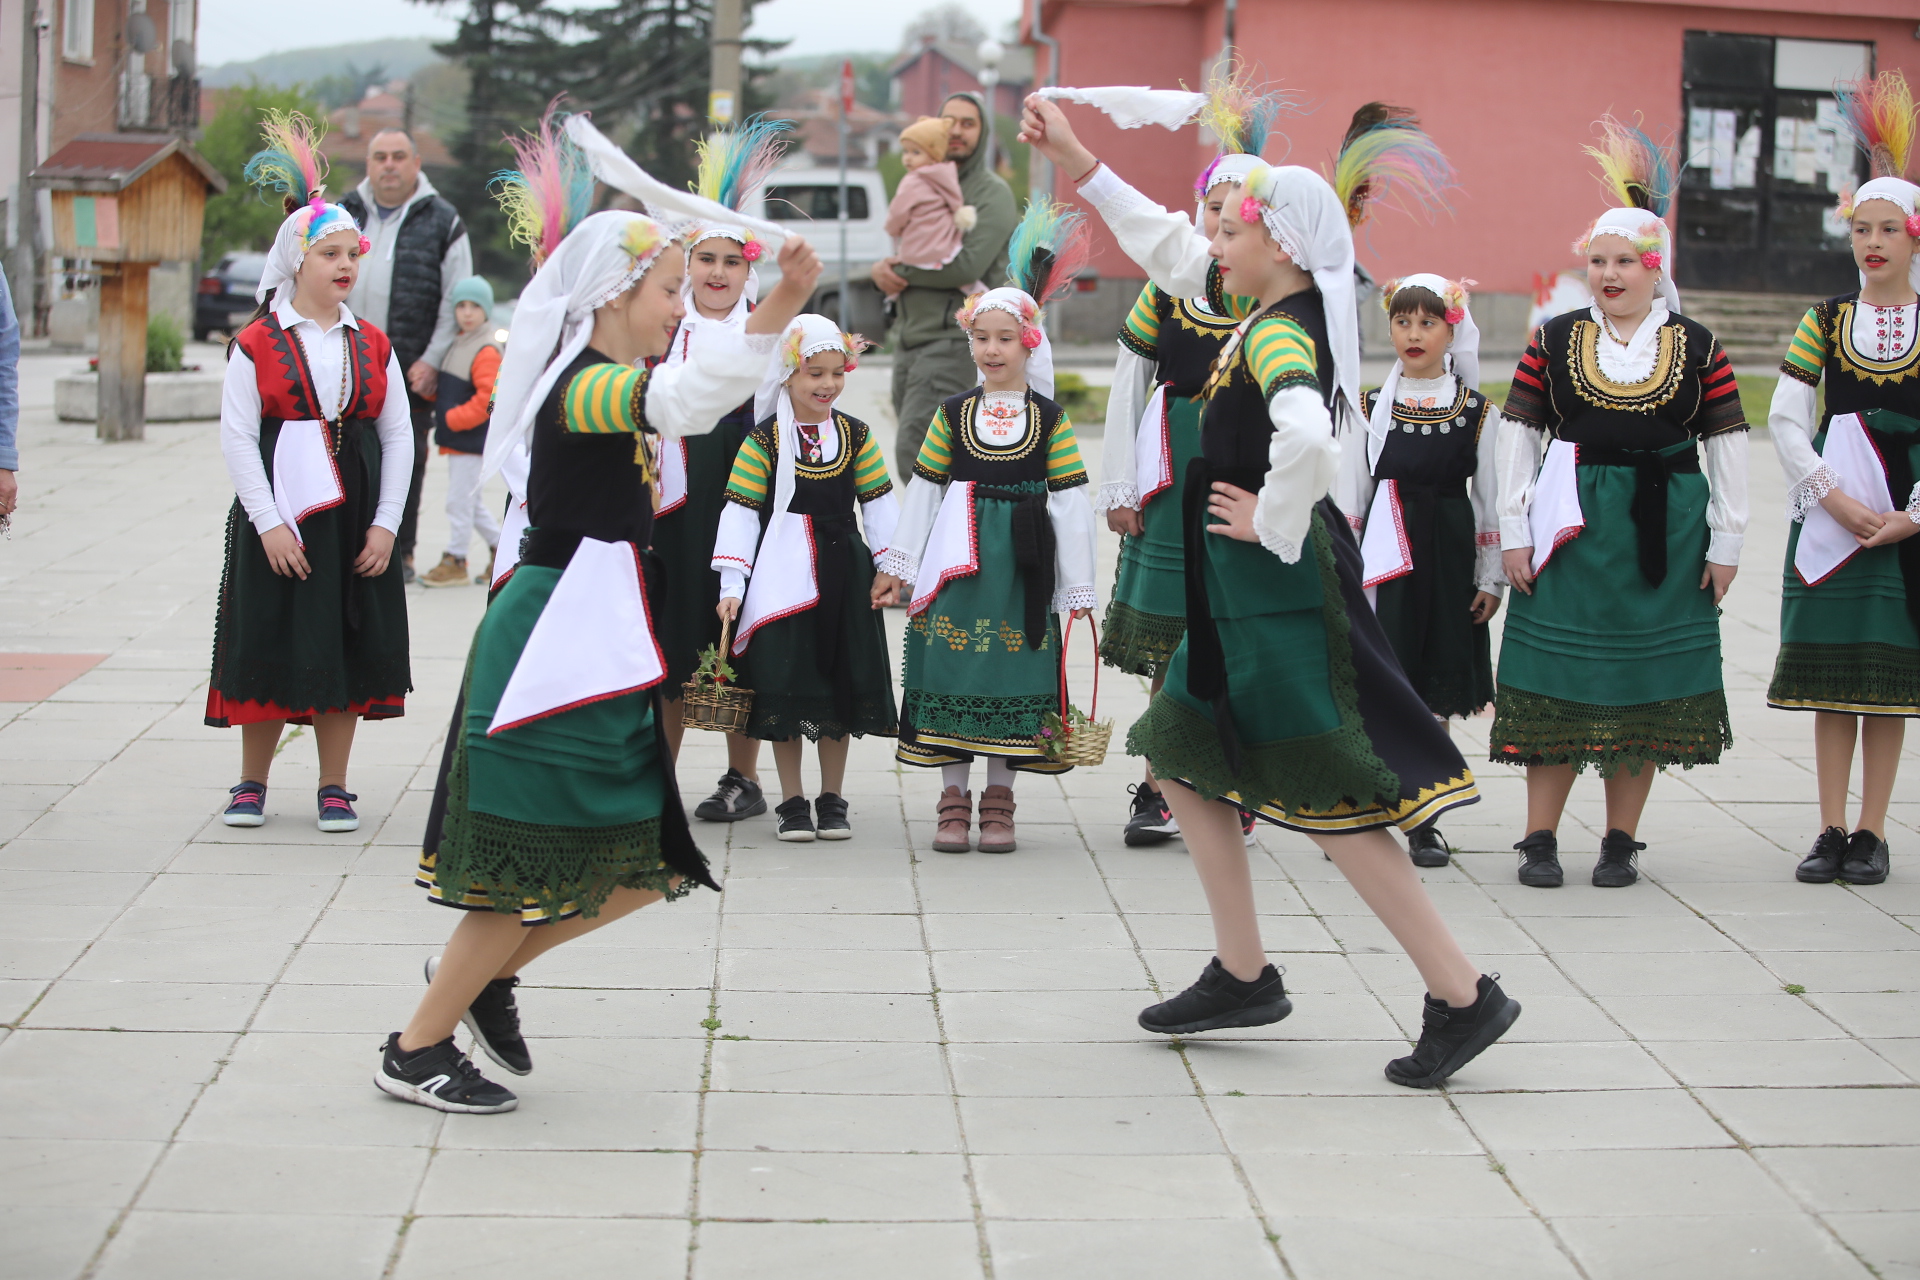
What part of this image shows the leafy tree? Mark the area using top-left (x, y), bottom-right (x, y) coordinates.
top-left (199, 83), bottom-right (327, 263)
top-left (902, 3), bottom-right (987, 50)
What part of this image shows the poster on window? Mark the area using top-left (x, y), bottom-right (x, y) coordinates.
top-left (1709, 110), bottom-right (1736, 190)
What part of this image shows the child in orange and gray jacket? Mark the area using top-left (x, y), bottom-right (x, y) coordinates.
top-left (420, 276), bottom-right (503, 587)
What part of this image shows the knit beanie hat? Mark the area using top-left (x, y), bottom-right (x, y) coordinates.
top-left (899, 117), bottom-right (952, 162)
top-left (449, 275), bottom-right (496, 315)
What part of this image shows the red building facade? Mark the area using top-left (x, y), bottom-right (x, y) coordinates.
top-left (1023, 0), bottom-right (1920, 344)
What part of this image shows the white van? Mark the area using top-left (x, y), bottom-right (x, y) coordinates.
top-left (747, 164), bottom-right (893, 337)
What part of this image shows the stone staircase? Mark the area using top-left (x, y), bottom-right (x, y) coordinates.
top-left (1680, 289), bottom-right (1823, 368)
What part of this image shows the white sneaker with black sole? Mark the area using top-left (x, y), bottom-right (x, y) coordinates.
top-left (374, 1033), bottom-right (517, 1113)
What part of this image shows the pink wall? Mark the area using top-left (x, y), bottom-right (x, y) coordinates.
top-left (1034, 0), bottom-right (1920, 294)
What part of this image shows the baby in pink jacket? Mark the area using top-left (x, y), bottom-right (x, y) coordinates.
top-left (886, 116), bottom-right (982, 293)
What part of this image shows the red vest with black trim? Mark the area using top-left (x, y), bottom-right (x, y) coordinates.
top-left (235, 314), bottom-right (392, 428)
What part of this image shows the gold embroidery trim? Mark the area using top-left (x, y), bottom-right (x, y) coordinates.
top-left (1833, 301), bottom-right (1920, 387)
top-left (1171, 296), bottom-right (1241, 339)
top-left (957, 391), bottom-right (1043, 462)
top-left (1568, 319), bottom-right (1685, 413)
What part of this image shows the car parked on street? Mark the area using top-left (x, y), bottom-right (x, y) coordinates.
top-left (750, 166), bottom-right (893, 338)
top-left (194, 252), bottom-right (268, 341)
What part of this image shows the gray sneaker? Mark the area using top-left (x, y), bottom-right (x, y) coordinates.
top-left (695, 768), bottom-right (767, 822)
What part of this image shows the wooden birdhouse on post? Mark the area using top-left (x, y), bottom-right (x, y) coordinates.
top-left (31, 135), bottom-right (227, 442)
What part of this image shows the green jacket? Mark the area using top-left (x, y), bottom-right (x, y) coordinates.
top-left (893, 92), bottom-right (1017, 350)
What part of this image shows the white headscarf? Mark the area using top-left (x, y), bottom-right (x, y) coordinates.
top-left (256, 201), bottom-right (365, 304)
top-left (1365, 273), bottom-right (1480, 473)
top-left (964, 286), bottom-right (1055, 400)
top-left (1198, 152), bottom-right (1263, 200)
top-left (1239, 165), bottom-right (1360, 431)
top-left (565, 115), bottom-right (790, 251)
top-left (481, 210), bottom-right (674, 482)
top-left (667, 233), bottom-right (756, 372)
top-left (1847, 177), bottom-right (1920, 292)
top-left (681, 228), bottom-right (763, 315)
top-left (1583, 207), bottom-right (1682, 315)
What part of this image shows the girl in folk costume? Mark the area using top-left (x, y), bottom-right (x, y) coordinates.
top-left (1023, 96), bottom-right (1519, 1089)
top-left (1770, 73), bottom-right (1920, 888)
top-left (713, 316), bottom-right (900, 842)
top-left (1495, 119), bottom-right (1748, 890)
top-left (656, 117), bottom-right (790, 825)
top-left (384, 117), bottom-right (823, 1114)
top-left (1343, 273), bottom-right (1505, 868)
top-left (1099, 72), bottom-right (1282, 849)
top-left (211, 112), bottom-right (412, 835)
top-left (872, 200), bottom-right (1101, 855)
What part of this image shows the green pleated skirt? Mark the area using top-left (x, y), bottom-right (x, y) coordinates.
top-left (1101, 394), bottom-right (1204, 677)
top-left (417, 563), bottom-right (691, 923)
top-left (897, 485), bottom-right (1065, 773)
top-left (1490, 450), bottom-right (1731, 775)
top-left (1767, 415), bottom-right (1920, 717)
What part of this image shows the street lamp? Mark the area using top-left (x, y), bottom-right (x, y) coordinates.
top-left (976, 38), bottom-right (1004, 168)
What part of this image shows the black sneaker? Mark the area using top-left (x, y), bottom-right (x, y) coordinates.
top-left (695, 768), bottom-right (767, 822)
top-left (815, 792), bottom-right (851, 840)
top-left (1592, 828), bottom-right (1644, 888)
top-left (1796, 826), bottom-right (1849, 884)
top-left (775, 795), bottom-right (815, 842)
top-left (317, 785), bottom-right (359, 833)
top-left (1840, 829), bottom-right (1891, 886)
top-left (1408, 824), bottom-right (1451, 867)
top-left (1384, 973), bottom-right (1521, 1089)
top-left (1123, 784), bottom-right (1179, 847)
top-left (222, 780), bottom-right (266, 827)
top-left (426, 955), bottom-right (531, 1076)
top-left (1515, 829), bottom-right (1562, 888)
top-left (374, 1032), bottom-right (517, 1113)
top-left (1138, 957), bottom-right (1291, 1035)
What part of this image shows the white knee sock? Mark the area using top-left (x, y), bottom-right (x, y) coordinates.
top-left (941, 763), bottom-right (970, 792)
top-left (985, 757), bottom-right (1015, 791)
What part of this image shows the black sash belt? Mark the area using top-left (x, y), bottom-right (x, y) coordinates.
top-left (1381, 479), bottom-right (1467, 646)
top-left (1861, 409), bottom-right (1920, 636)
top-left (1180, 459), bottom-right (1267, 772)
top-left (1578, 444), bottom-right (1700, 588)
top-left (811, 511), bottom-right (857, 724)
top-left (333, 419), bottom-right (376, 631)
top-left (977, 487), bottom-right (1055, 650)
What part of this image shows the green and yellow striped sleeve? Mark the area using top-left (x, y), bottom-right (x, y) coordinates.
top-left (1780, 308), bottom-right (1826, 387)
top-left (724, 431), bottom-right (774, 508)
top-left (1118, 283), bottom-right (1162, 360)
top-left (561, 363), bottom-right (649, 434)
top-left (1046, 417), bottom-right (1088, 489)
top-left (912, 405), bottom-right (955, 482)
top-left (851, 425), bottom-right (894, 499)
top-left (1244, 317), bottom-right (1319, 401)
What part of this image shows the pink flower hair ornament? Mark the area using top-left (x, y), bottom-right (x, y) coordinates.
top-left (740, 235), bottom-right (764, 262)
top-left (1020, 326), bottom-right (1043, 350)
top-left (1239, 194), bottom-right (1263, 226)
top-left (1639, 248), bottom-right (1663, 271)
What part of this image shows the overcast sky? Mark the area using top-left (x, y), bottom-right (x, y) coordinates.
top-left (198, 0), bottom-right (1026, 68)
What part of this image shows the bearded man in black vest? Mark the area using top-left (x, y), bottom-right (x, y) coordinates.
top-left (340, 129), bottom-right (474, 583)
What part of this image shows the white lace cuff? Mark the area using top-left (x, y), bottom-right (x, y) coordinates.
top-left (1095, 480), bottom-right (1141, 514)
top-left (1906, 483), bottom-right (1920, 522)
top-left (1787, 463), bottom-right (1841, 522)
top-left (1250, 506), bottom-right (1303, 564)
top-left (1474, 544), bottom-right (1507, 592)
top-left (1053, 585), bottom-right (1098, 613)
top-left (875, 548), bottom-right (918, 581)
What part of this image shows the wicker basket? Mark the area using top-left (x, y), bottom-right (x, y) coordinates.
top-left (682, 618), bottom-right (755, 733)
top-left (1041, 614), bottom-right (1113, 767)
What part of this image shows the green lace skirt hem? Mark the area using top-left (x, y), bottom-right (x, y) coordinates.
top-left (1766, 641), bottom-right (1920, 716)
top-left (1099, 599), bottom-right (1186, 678)
top-left (1488, 682), bottom-right (1732, 777)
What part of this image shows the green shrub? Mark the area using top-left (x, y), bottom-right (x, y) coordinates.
top-left (147, 314), bottom-right (185, 373)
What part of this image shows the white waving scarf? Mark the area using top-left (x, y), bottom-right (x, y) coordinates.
top-left (1034, 86), bottom-right (1207, 131)
top-left (566, 115), bottom-right (790, 249)
top-left (1850, 178), bottom-right (1920, 292)
top-left (969, 286), bottom-right (1055, 400)
top-left (734, 314), bottom-right (857, 652)
top-left (1366, 273), bottom-right (1481, 473)
top-left (1247, 166), bottom-right (1360, 433)
top-left (657, 279), bottom-right (755, 513)
top-left (1584, 207), bottom-right (1682, 315)
top-left (480, 210), bottom-right (672, 483)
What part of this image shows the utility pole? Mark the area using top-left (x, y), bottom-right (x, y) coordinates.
top-left (836, 59), bottom-right (851, 332)
top-left (14, 0), bottom-right (44, 331)
top-left (709, 0), bottom-right (741, 124)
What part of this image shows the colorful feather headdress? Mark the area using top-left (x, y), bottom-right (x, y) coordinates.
top-left (779, 321), bottom-right (869, 374)
top-left (1381, 275), bottom-right (1475, 326)
top-left (1835, 71), bottom-right (1915, 182)
top-left (1326, 103), bottom-right (1455, 229)
top-left (684, 114), bottom-right (790, 261)
top-left (1582, 114), bottom-right (1675, 217)
top-left (243, 109), bottom-right (364, 260)
top-left (1193, 63), bottom-right (1297, 195)
top-left (491, 99), bottom-right (598, 273)
top-left (955, 198), bottom-right (1092, 342)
